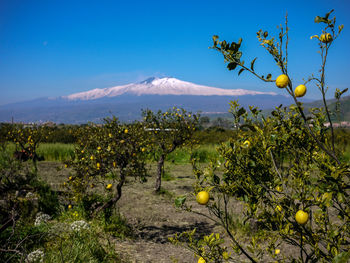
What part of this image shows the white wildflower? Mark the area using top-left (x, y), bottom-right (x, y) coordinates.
top-left (25, 249), bottom-right (44, 263)
top-left (25, 192), bottom-right (35, 199)
top-left (70, 220), bottom-right (89, 232)
top-left (34, 212), bottom-right (51, 226)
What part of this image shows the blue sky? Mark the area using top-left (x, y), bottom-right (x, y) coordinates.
top-left (0, 0), bottom-right (349, 105)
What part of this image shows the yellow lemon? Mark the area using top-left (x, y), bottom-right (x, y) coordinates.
top-left (113, 161), bottom-right (116, 167)
top-left (68, 176), bottom-right (72, 181)
top-left (295, 210), bottom-right (309, 225)
top-left (68, 204), bottom-right (72, 209)
top-left (275, 249), bottom-right (280, 255)
top-left (294, 84), bottom-right (307, 97)
top-left (196, 191), bottom-right (210, 205)
top-left (141, 148), bottom-right (146, 152)
top-left (320, 33), bottom-right (333, 43)
top-left (276, 205), bottom-right (282, 212)
top-left (124, 129), bottom-right (128, 134)
top-left (276, 186), bottom-right (282, 192)
top-left (96, 163), bottom-right (100, 169)
top-left (106, 184), bottom-right (113, 190)
top-left (109, 133), bottom-right (113, 138)
top-left (198, 257), bottom-right (206, 263)
top-left (275, 74), bottom-right (289, 88)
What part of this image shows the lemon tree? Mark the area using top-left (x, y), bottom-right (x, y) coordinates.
top-left (65, 117), bottom-right (148, 215)
top-left (142, 107), bottom-right (199, 192)
top-left (7, 124), bottom-right (50, 171)
top-left (172, 10), bottom-right (350, 263)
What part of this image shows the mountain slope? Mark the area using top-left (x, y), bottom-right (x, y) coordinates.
top-left (63, 77), bottom-right (277, 100)
top-left (0, 77), bottom-right (295, 124)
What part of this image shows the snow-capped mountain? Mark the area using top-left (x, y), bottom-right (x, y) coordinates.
top-left (0, 77), bottom-right (296, 124)
top-left (63, 77), bottom-right (277, 101)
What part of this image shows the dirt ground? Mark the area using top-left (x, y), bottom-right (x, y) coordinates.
top-left (38, 161), bottom-right (223, 262)
top-left (37, 161), bottom-right (296, 263)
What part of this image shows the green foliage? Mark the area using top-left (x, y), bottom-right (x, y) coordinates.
top-left (175, 10), bottom-right (350, 263)
top-left (32, 180), bottom-right (60, 216)
top-left (37, 143), bottom-right (75, 161)
top-left (170, 230), bottom-right (230, 262)
top-left (142, 107), bottom-right (199, 191)
top-left (42, 217), bottom-right (122, 262)
top-left (65, 117), bottom-right (148, 214)
top-left (101, 210), bottom-right (133, 239)
top-left (0, 221), bottom-right (49, 262)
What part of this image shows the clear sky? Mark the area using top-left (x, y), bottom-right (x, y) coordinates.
top-left (0, 0), bottom-right (349, 105)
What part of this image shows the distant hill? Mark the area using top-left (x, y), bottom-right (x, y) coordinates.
top-left (0, 77), bottom-right (297, 124)
top-left (303, 95), bottom-right (350, 122)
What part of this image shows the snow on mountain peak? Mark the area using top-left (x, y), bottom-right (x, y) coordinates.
top-left (64, 77), bottom-right (277, 101)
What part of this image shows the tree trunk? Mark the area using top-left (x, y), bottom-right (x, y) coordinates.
top-left (155, 154), bottom-right (165, 192)
top-left (93, 170), bottom-right (126, 216)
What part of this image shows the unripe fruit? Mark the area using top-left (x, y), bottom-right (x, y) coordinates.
top-left (275, 74), bottom-right (289, 88)
top-left (294, 84), bottom-right (307, 97)
top-left (196, 191), bottom-right (210, 205)
top-left (295, 210), bottom-right (309, 225)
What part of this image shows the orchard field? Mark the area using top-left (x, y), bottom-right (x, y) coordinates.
top-left (1, 10), bottom-right (350, 263)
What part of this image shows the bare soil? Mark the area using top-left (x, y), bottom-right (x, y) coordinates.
top-left (37, 161), bottom-right (295, 263)
top-left (38, 161), bottom-right (223, 262)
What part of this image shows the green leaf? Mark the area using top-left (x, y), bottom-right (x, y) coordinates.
top-left (240, 124), bottom-right (256, 131)
top-left (175, 196), bottom-right (186, 207)
top-left (237, 107), bottom-right (246, 118)
top-left (341, 88), bottom-right (348, 95)
top-left (324, 9), bottom-right (334, 20)
top-left (333, 251), bottom-right (350, 263)
top-left (263, 31), bottom-right (268, 38)
top-left (235, 51), bottom-right (242, 60)
top-left (213, 174), bottom-right (220, 184)
top-left (314, 16), bottom-right (329, 24)
top-left (227, 62), bottom-right (238, 71)
top-left (250, 57), bottom-right (257, 71)
top-left (238, 68), bottom-right (245, 76)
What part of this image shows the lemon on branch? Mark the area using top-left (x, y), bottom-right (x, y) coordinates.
top-left (294, 84), bottom-right (307, 97)
top-left (295, 210), bottom-right (309, 225)
top-left (196, 191), bottom-right (210, 205)
top-left (275, 74), bottom-right (289, 88)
